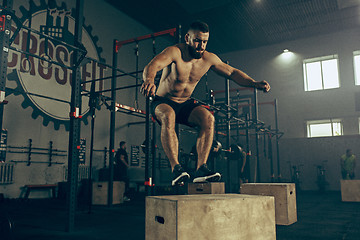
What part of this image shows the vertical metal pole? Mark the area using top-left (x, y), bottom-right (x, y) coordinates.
top-left (25, 0), bottom-right (32, 65)
top-left (225, 72), bottom-right (231, 191)
top-left (0, 0), bottom-right (13, 132)
top-left (236, 110), bottom-right (240, 143)
top-left (88, 107), bottom-right (95, 213)
top-left (245, 112), bottom-right (251, 182)
top-left (134, 42), bottom-right (139, 109)
top-left (236, 90), bottom-right (241, 143)
top-left (44, 0), bottom-right (51, 57)
top-left (263, 132), bottom-right (267, 160)
top-left (108, 39), bottom-right (118, 206)
top-left (215, 112), bottom-right (219, 141)
top-left (174, 24), bottom-right (181, 173)
top-left (268, 132), bottom-right (274, 182)
top-left (88, 81), bottom-right (96, 213)
top-left (27, 138), bottom-right (32, 166)
top-left (151, 39), bottom-right (157, 195)
top-left (48, 141), bottom-right (53, 167)
top-left (225, 79), bottom-right (231, 147)
top-left (253, 88), bottom-right (260, 183)
top-left (274, 99), bottom-right (281, 181)
top-left (151, 119), bottom-right (156, 195)
top-left (67, 0), bottom-right (84, 232)
top-left (145, 97), bottom-right (151, 196)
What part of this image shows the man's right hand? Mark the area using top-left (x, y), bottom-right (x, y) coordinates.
top-left (140, 81), bottom-right (156, 97)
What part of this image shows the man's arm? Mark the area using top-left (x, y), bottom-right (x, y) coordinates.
top-left (209, 53), bottom-right (270, 92)
top-left (141, 46), bottom-right (178, 97)
top-left (120, 154), bottom-right (129, 168)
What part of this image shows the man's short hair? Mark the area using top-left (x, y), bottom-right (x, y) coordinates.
top-left (120, 141), bottom-right (126, 147)
top-left (188, 21), bottom-right (209, 33)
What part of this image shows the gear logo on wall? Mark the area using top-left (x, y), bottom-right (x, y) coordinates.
top-left (7, 0), bottom-right (107, 130)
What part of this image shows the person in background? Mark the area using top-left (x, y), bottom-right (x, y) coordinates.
top-left (115, 141), bottom-right (130, 201)
top-left (237, 144), bottom-right (249, 184)
top-left (340, 149), bottom-right (356, 180)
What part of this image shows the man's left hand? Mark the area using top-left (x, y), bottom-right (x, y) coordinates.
top-left (256, 80), bottom-right (270, 93)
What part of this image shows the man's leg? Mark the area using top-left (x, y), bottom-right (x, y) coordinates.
top-left (188, 106), bottom-right (221, 182)
top-left (188, 106), bottom-right (215, 169)
top-left (155, 103), bottom-right (190, 185)
top-left (155, 103), bottom-right (179, 170)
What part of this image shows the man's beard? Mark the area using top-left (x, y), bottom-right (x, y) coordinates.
top-left (188, 45), bottom-right (203, 59)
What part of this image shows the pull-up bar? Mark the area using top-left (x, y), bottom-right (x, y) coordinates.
top-left (115, 27), bottom-right (177, 52)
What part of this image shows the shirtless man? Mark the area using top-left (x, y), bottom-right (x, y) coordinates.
top-left (141, 21), bottom-right (270, 186)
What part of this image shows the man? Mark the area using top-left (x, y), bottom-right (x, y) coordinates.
top-left (340, 149), bottom-right (356, 180)
top-left (115, 141), bottom-right (130, 201)
top-left (141, 21), bottom-right (270, 186)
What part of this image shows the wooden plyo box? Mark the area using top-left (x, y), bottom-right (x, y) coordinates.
top-left (146, 194), bottom-right (276, 240)
top-left (341, 180), bottom-right (360, 202)
top-left (240, 183), bottom-right (297, 225)
top-left (187, 182), bottom-right (225, 195)
top-left (92, 181), bottom-right (125, 205)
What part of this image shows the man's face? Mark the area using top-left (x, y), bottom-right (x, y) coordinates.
top-left (186, 30), bottom-right (209, 59)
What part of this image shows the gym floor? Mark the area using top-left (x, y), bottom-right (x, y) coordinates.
top-left (1, 191), bottom-right (359, 240)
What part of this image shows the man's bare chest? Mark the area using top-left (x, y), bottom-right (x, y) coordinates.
top-left (171, 61), bottom-right (210, 82)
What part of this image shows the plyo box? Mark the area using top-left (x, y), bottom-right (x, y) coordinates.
top-left (146, 194), bottom-right (276, 240)
top-left (341, 180), bottom-right (360, 202)
top-left (240, 183), bottom-right (297, 225)
top-left (187, 182), bottom-right (225, 195)
top-left (92, 181), bottom-right (125, 205)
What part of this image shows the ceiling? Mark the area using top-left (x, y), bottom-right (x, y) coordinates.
top-left (105, 0), bottom-right (360, 54)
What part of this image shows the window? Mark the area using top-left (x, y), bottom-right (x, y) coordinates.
top-left (354, 51), bottom-right (360, 85)
top-left (307, 119), bottom-right (343, 138)
top-left (303, 55), bottom-right (340, 91)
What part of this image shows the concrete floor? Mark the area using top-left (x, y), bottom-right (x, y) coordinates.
top-left (1, 191), bottom-right (359, 240)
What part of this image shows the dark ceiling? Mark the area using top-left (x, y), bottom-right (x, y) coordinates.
top-left (106, 0), bottom-right (360, 54)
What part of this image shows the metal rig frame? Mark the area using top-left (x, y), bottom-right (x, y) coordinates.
top-left (212, 82), bottom-right (283, 184)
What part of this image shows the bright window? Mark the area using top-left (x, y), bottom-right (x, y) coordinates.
top-left (303, 55), bottom-right (340, 91)
top-left (307, 119), bottom-right (343, 138)
top-left (354, 51), bottom-right (360, 85)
